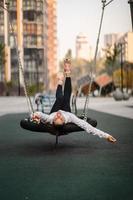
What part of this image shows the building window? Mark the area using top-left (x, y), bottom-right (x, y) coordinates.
top-left (23, 0), bottom-right (36, 10)
top-left (37, 24), bottom-right (43, 34)
top-left (24, 35), bottom-right (37, 46)
top-left (23, 11), bottom-right (36, 21)
top-left (10, 0), bottom-right (17, 8)
top-left (36, 1), bottom-right (43, 12)
top-left (24, 23), bottom-right (37, 34)
top-left (37, 36), bottom-right (43, 46)
top-left (36, 13), bottom-right (43, 22)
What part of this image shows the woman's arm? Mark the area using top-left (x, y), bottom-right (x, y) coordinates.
top-left (68, 113), bottom-right (116, 142)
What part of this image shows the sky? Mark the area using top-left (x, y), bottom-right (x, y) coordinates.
top-left (57, 0), bottom-right (132, 59)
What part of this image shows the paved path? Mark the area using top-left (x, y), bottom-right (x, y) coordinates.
top-left (0, 96), bottom-right (133, 119)
top-left (76, 96), bottom-right (133, 119)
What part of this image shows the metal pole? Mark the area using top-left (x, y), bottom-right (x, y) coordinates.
top-left (17, 50), bottom-right (21, 96)
top-left (36, 49), bottom-right (39, 93)
top-left (120, 43), bottom-right (124, 93)
top-left (126, 65), bottom-right (129, 93)
top-left (128, 0), bottom-right (133, 30)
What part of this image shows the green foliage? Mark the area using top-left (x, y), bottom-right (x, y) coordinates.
top-left (28, 83), bottom-right (44, 96)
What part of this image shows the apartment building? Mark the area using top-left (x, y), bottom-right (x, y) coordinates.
top-left (0, 0), bottom-right (57, 92)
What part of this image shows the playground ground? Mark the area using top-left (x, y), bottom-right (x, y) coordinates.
top-left (0, 96), bottom-right (133, 200)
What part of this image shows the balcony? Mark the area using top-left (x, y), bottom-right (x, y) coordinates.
top-left (23, 35), bottom-right (44, 49)
top-left (23, 2), bottom-right (36, 11)
top-left (23, 23), bottom-right (37, 34)
top-left (23, 1), bottom-right (43, 13)
top-left (9, 1), bottom-right (17, 11)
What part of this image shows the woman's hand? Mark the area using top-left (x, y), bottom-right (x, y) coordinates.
top-left (31, 112), bottom-right (41, 124)
top-left (107, 135), bottom-right (117, 143)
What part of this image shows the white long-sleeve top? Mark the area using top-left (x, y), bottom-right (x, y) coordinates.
top-left (34, 110), bottom-right (110, 139)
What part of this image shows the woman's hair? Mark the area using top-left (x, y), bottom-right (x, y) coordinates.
top-left (53, 122), bottom-right (64, 131)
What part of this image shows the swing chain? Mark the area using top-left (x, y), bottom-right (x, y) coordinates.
top-left (82, 0), bottom-right (114, 120)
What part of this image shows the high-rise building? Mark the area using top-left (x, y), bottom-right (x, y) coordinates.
top-left (76, 32), bottom-right (92, 61)
top-left (116, 32), bottom-right (133, 63)
top-left (0, 0), bottom-right (58, 92)
top-left (47, 0), bottom-right (57, 91)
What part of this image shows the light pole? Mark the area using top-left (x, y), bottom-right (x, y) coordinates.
top-left (128, 0), bottom-right (133, 30)
top-left (119, 43), bottom-right (124, 93)
top-left (36, 49), bottom-right (39, 93)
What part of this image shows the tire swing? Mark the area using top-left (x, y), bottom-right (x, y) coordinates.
top-left (20, 116), bottom-right (97, 145)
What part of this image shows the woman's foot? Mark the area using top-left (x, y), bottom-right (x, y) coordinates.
top-left (64, 58), bottom-right (71, 76)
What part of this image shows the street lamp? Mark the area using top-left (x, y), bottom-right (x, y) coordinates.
top-left (119, 43), bottom-right (124, 93)
top-left (128, 0), bottom-right (133, 30)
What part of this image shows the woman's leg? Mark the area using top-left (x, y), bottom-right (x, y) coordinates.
top-left (61, 59), bottom-right (72, 112)
top-left (50, 73), bottom-right (64, 113)
top-left (62, 77), bottom-right (72, 112)
top-left (50, 85), bottom-right (64, 113)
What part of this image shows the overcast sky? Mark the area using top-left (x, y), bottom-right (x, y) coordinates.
top-left (57, 0), bottom-right (131, 59)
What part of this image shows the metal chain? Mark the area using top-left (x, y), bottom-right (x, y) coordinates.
top-left (9, 20), bottom-right (34, 114)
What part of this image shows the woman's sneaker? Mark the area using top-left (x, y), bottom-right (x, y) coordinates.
top-left (64, 59), bottom-right (71, 76)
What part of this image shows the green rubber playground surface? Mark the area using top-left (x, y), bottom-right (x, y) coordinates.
top-left (0, 110), bottom-right (133, 200)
